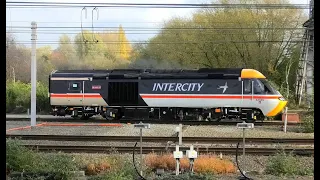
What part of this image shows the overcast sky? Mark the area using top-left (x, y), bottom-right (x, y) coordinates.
top-left (6, 0), bottom-right (310, 49)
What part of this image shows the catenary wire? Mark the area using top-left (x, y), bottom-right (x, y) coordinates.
top-left (11, 40), bottom-right (307, 44)
top-left (6, 2), bottom-right (312, 9)
top-left (6, 26), bottom-right (305, 31)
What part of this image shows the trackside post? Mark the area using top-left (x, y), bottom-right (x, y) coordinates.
top-left (237, 121), bottom-right (254, 175)
top-left (134, 122), bottom-right (151, 176)
top-left (284, 107), bottom-right (288, 133)
top-left (31, 21), bottom-right (37, 127)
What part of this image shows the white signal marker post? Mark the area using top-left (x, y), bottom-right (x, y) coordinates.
top-left (237, 121), bottom-right (254, 175)
top-left (31, 21), bottom-right (37, 127)
top-left (175, 124), bottom-right (183, 145)
top-left (134, 122), bottom-right (151, 176)
top-left (237, 122), bottom-right (254, 156)
top-left (173, 145), bottom-right (183, 175)
top-left (284, 107), bottom-right (288, 133)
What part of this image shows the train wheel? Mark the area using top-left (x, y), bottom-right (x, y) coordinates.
top-left (178, 109), bottom-right (184, 120)
top-left (81, 115), bottom-right (90, 120)
top-left (208, 118), bottom-right (221, 122)
top-left (105, 109), bottom-right (122, 120)
top-left (245, 119), bottom-right (255, 123)
top-left (101, 114), bottom-right (106, 118)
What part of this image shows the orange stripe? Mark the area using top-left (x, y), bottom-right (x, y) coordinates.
top-left (141, 95), bottom-right (280, 99)
top-left (6, 123), bottom-right (46, 132)
top-left (42, 123), bottom-right (123, 127)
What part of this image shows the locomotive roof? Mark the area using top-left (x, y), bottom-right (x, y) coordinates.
top-left (51, 68), bottom-right (241, 75)
top-left (50, 68), bottom-right (266, 79)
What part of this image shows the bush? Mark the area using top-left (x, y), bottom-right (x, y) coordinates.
top-left (85, 162), bottom-right (111, 175)
top-left (145, 153), bottom-right (236, 174)
top-left (266, 151), bottom-right (313, 176)
top-left (6, 81), bottom-right (31, 112)
top-left (193, 155), bottom-right (236, 174)
top-left (6, 81), bottom-right (50, 113)
top-left (100, 154), bottom-right (136, 180)
top-left (6, 139), bottom-right (78, 179)
top-left (301, 115), bottom-right (314, 133)
top-left (39, 153), bottom-right (78, 178)
top-left (6, 139), bottom-right (39, 173)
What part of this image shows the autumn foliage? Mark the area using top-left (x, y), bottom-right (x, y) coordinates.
top-left (85, 161), bottom-right (111, 175)
top-left (145, 153), bottom-right (236, 174)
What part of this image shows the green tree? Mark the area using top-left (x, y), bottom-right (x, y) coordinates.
top-left (36, 46), bottom-right (55, 84)
top-left (52, 34), bottom-right (75, 69)
top-left (134, 0), bottom-right (306, 95)
top-left (6, 33), bottom-right (31, 83)
top-left (74, 30), bottom-right (130, 69)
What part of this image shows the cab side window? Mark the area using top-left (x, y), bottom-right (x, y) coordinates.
top-left (253, 79), bottom-right (272, 94)
top-left (243, 79), bottom-right (252, 94)
top-left (253, 79), bottom-right (263, 94)
top-left (69, 82), bottom-right (81, 91)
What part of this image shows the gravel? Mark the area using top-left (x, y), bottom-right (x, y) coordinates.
top-left (18, 140), bottom-right (166, 147)
top-left (183, 125), bottom-right (314, 138)
top-left (6, 121), bottom-right (32, 130)
top-left (6, 121), bottom-right (314, 139)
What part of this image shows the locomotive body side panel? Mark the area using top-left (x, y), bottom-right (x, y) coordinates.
top-left (138, 78), bottom-right (281, 115)
top-left (82, 79), bottom-right (108, 106)
top-left (50, 78), bottom-right (108, 106)
top-left (50, 79), bottom-right (70, 106)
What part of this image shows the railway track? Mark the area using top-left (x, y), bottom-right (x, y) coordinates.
top-left (7, 135), bottom-right (313, 155)
top-left (6, 117), bottom-right (302, 126)
top-left (6, 134), bottom-right (314, 145)
top-left (21, 144), bottom-right (314, 156)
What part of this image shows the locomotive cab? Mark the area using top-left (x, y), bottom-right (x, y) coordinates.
top-left (239, 69), bottom-right (287, 121)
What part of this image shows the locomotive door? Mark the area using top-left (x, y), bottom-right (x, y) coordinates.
top-left (242, 79), bottom-right (253, 103)
top-left (67, 81), bottom-right (84, 106)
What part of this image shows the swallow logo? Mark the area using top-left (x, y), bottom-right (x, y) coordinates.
top-left (217, 82), bottom-right (228, 93)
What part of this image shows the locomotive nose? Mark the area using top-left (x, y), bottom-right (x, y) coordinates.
top-left (266, 97), bottom-right (288, 117)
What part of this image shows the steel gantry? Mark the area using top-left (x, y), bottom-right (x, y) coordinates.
top-left (296, 0), bottom-right (314, 108)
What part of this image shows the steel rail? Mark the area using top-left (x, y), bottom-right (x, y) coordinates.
top-left (5, 118), bottom-right (302, 126)
top-left (21, 144), bottom-right (314, 156)
top-left (6, 134), bottom-right (314, 145)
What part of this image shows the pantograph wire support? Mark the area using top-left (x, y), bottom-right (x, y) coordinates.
top-left (81, 7), bottom-right (88, 43)
top-left (92, 7), bottom-right (99, 43)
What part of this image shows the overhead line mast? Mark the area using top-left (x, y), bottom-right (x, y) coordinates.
top-left (296, 0), bottom-right (314, 108)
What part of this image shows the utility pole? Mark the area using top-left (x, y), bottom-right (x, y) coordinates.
top-left (296, 0), bottom-right (314, 107)
top-left (31, 21), bottom-right (37, 127)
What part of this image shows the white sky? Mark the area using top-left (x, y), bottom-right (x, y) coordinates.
top-left (6, 0), bottom-right (311, 49)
